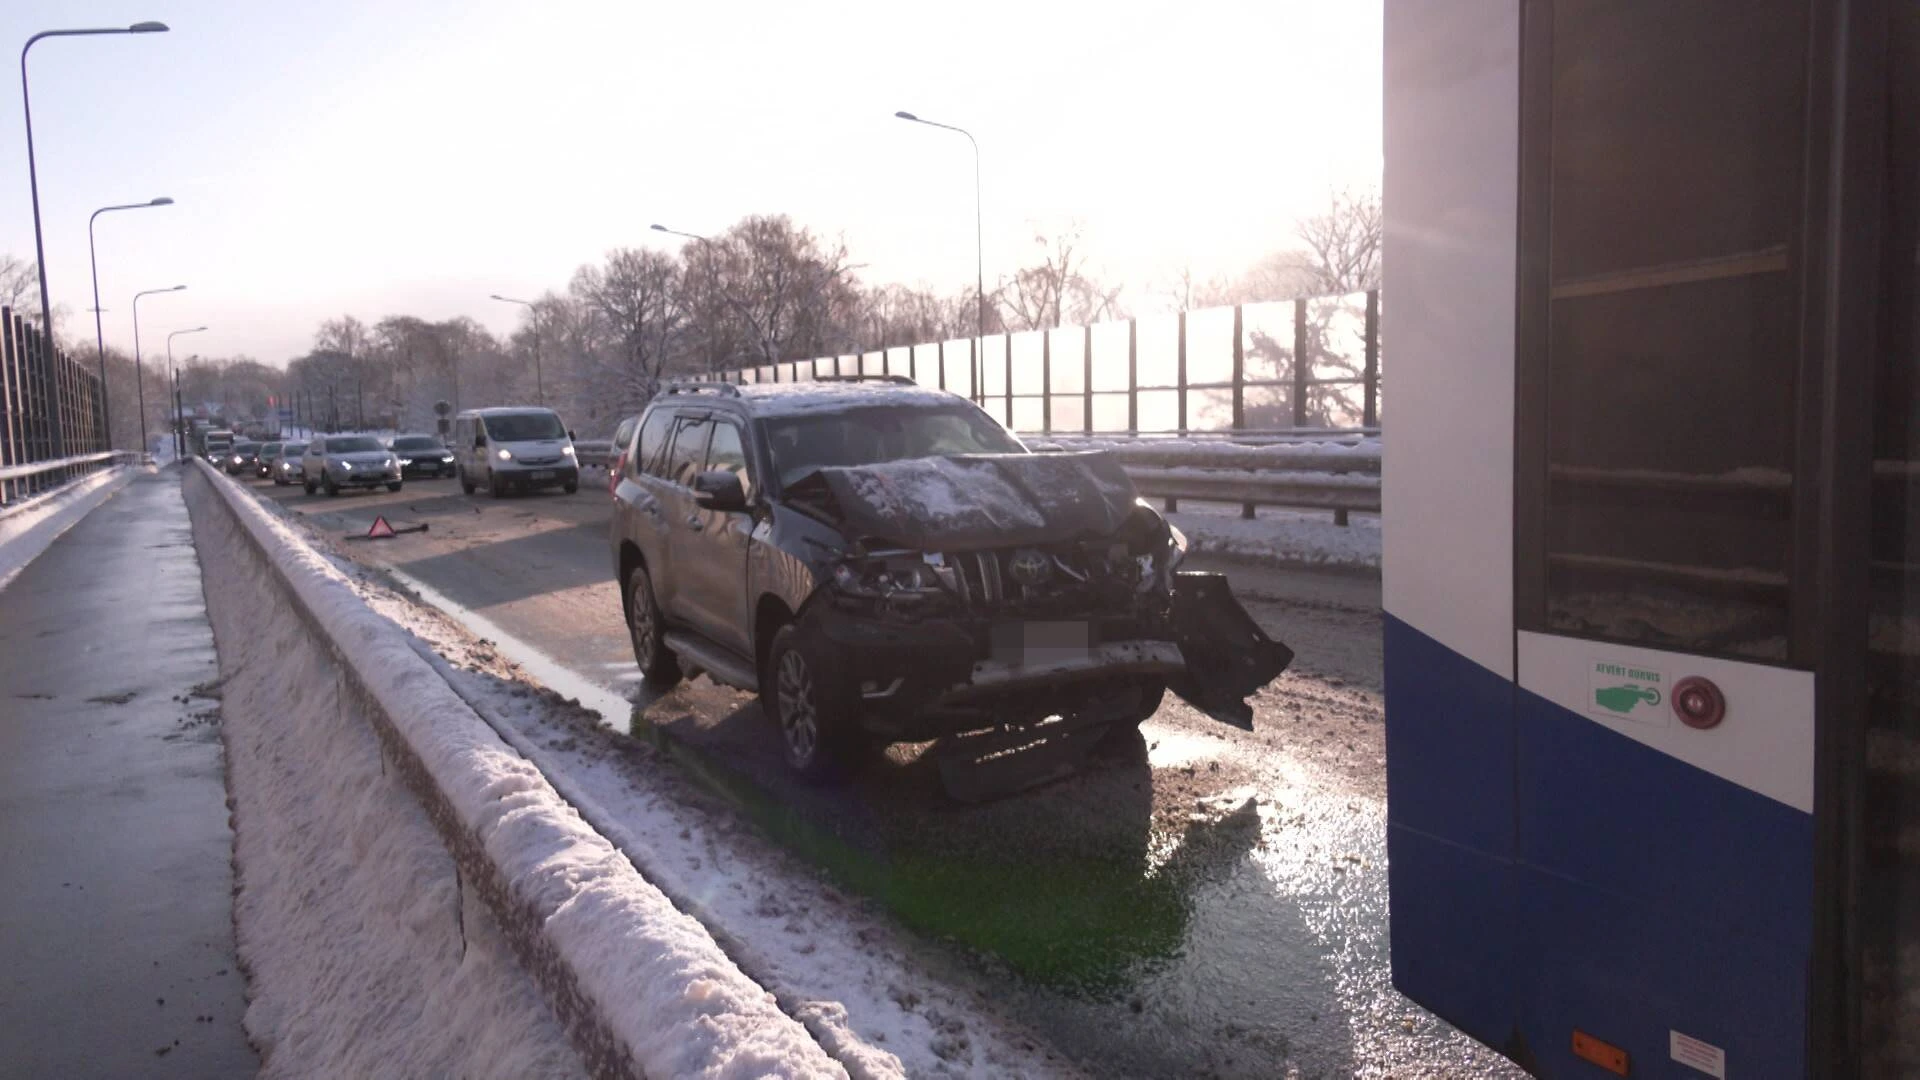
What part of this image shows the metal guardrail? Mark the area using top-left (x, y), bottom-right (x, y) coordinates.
top-left (1124, 466), bottom-right (1381, 518)
top-left (572, 440), bottom-right (615, 469)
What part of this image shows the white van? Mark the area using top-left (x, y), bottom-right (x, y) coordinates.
top-left (451, 407), bottom-right (580, 496)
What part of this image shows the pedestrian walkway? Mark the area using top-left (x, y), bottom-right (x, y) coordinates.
top-left (0, 470), bottom-right (256, 1077)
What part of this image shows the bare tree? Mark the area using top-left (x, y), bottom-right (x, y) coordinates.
top-left (571, 247), bottom-right (685, 410)
top-left (0, 254), bottom-right (34, 313)
top-left (1293, 186), bottom-right (1382, 295)
top-left (1001, 226), bottom-right (1125, 330)
top-left (711, 215), bottom-right (863, 365)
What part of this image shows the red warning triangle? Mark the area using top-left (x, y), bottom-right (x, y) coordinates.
top-left (366, 516), bottom-right (397, 539)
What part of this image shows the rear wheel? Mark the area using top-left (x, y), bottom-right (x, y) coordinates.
top-left (460, 466), bottom-right (475, 495)
top-left (322, 474), bottom-right (339, 497)
top-left (625, 566), bottom-right (681, 687)
top-left (303, 477), bottom-right (317, 495)
top-left (563, 480), bottom-right (579, 494)
top-left (386, 481), bottom-right (402, 493)
top-left (763, 624), bottom-right (861, 784)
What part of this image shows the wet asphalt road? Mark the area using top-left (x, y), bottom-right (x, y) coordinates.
top-left (246, 471), bottom-right (1519, 1078)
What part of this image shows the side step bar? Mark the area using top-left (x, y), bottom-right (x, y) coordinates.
top-left (663, 631), bottom-right (759, 693)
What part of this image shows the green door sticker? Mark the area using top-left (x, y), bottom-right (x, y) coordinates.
top-left (1588, 661), bottom-right (1668, 724)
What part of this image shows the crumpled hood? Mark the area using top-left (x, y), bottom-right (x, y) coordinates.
top-left (795, 451), bottom-right (1139, 551)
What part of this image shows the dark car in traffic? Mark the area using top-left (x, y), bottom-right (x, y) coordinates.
top-left (224, 441), bottom-right (262, 475)
top-left (608, 377), bottom-right (1293, 786)
top-left (255, 442), bottom-right (285, 479)
top-left (389, 434), bottom-right (456, 479)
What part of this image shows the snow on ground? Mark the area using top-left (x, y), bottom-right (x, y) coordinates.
top-left (1169, 501), bottom-right (1380, 572)
top-left (0, 465), bottom-right (135, 592)
top-left (227, 482), bottom-right (1078, 1078)
top-left (186, 469), bottom-right (585, 1080)
top-left (184, 465), bottom-right (848, 1080)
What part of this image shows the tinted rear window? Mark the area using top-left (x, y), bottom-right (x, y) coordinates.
top-left (391, 436), bottom-right (444, 450)
top-left (326, 437), bottom-right (383, 453)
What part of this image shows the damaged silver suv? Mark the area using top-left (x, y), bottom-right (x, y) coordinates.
top-left (610, 377), bottom-right (1292, 784)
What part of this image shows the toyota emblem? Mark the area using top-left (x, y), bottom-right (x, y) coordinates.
top-left (1007, 549), bottom-right (1052, 586)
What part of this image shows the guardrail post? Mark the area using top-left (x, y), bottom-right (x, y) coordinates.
top-left (1176, 310), bottom-right (1188, 437)
top-left (1127, 318), bottom-right (1139, 435)
top-left (1003, 331), bottom-right (1013, 426)
top-left (937, 340), bottom-right (946, 392)
top-left (1364, 289), bottom-right (1380, 428)
top-left (1041, 330), bottom-right (1052, 434)
top-left (1234, 305), bottom-right (1255, 519)
top-left (1292, 298), bottom-right (1309, 429)
top-left (1082, 324), bottom-right (1093, 435)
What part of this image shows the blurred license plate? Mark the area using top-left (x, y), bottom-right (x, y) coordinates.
top-left (530, 470), bottom-right (555, 480)
top-left (990, 621), bottom-right (1089, 667)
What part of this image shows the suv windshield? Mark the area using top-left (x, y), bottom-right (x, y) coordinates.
top-left (281, 443), bottom-right (305, 456)
top-left (483, 413), bottom-right (565, 441)
top-left (391, 436), bottom-right (444, 450)
top-left (765, 405), bottom-right (1023, 488)
top-left (326, 436), bottom-right (383, 453)
top-left (232, 443), bottom-right (259, 454)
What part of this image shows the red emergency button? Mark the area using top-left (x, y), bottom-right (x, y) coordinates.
top-left (1672, 676), bottom-right (1726, 729)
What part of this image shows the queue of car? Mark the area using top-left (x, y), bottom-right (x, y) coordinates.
top-left (208, 406), bottom-right (585, 502)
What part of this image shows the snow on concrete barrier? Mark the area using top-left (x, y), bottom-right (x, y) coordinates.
top-left (184, 460), bottom-right (845, 1080)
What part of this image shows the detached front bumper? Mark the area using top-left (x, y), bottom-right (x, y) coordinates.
top-left (804, 570), bottom-right (1293, 739)
top-left (809, 606), bottom-right (1185, 740)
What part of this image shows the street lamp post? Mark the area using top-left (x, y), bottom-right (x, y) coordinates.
top-left (488, 294), bottom-right (543, 405)
top-left (89, 197), bottom-right (174, 450)
top-left (132, 285), bottom-right (185, 456)
top-left (895, 110), bottom-right (985, 403)
top-left (22, 21), bottom-right (170, 456)
top-left (167, 326), bottom-right (206, 459)
top-left (651, 224), bottom-right (748, 373)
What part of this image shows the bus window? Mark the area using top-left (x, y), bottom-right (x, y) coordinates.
top-left (1865, 6), bottom-right (1918, 1071)
top-left (1517, 0), bottom-right (1810, 663)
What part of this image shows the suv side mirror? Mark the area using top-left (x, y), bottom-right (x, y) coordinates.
top-left (691, 469), bottom-right (748, 512)
top-left (473, 433), bottom-right (486, 449)
top-left (568, 429), bottom-right (576, 441)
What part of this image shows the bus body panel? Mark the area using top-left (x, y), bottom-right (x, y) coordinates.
top-left (1383, 0), bottom-right (1835, 1073)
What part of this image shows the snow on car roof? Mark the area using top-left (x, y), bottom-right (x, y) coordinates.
top-left (731, 380), bottom-right (971, 418)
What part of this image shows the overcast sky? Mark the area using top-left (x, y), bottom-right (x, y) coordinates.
top-left (1, 0), bottom-right (1381, 367)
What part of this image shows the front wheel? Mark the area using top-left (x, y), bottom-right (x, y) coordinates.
top-left (563, 481), bottom-right (579, 494)
top-left (460, 467), bottom-right (476, 495)
top-left (386, 481), bottom-right (403, 493)
top-left (625, 567), bottom-right (681, 687)
top-left (489, 473), bottom-right (506, 498)
top-left (322, 475), bottom-right (339, 497)
top-left (763, 624), bottom-right (861, 784)
top-left (303, 478), bottom-right (317, 495)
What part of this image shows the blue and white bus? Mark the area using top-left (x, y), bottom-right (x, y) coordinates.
top-left (1383, 1), bottom-right (1912, 1075)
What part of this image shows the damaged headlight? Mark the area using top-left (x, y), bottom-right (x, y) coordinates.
top-left (1168, 522), bottom-right (1189, 570)
top-left (830, 552), bottom-right (950, 600)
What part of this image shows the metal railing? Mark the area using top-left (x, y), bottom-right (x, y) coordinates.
top-left (2, 306), bottom-right (111, 503)
top-left (694, 291), bottom-right (1384, 438)
top-left (0, 450), bottom-right (138, 509)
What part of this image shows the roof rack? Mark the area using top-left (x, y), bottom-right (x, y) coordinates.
top-left (811, 374), bottom-right (917, 386)
top-left (660, 380), bottom-right (742, 397)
